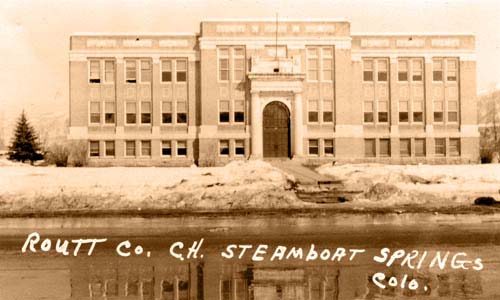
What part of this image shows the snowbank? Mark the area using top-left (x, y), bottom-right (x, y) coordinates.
top-left (0, 160), bottom-right (306, 213)
top-left (317, 163), bottom-right (500, 208)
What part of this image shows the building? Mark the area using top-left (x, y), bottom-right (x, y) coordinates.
top-left (68, 19), bottom-right (479, 166)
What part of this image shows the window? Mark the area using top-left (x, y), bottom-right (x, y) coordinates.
top-left (126, 141), bottom-right (136, 156)
top-left (413, 101), bottom-right (424, 122)
top-left (449, 138), bottom-right (460, 156)
top-left (399, 101), bottom-right (409, 123)
top-left (126, 102), bottom-right (136, 124)
top-left (177, 101), bottom-right (187, 124)
top-left (162, 141), bottom-right (171, 156)
top-left (89, 60), bottom-right (100, 83)
top-left (218, 48), bottom-right (229, 81)
top-left (322, 47), bottom-right (333, 81)
top-left (413, 59), bottom-right (423, 81)
top-left (363, 60), bottom-right (374, 81)
top-left (324, 139), bottom-right (334, 155)
top-left (309, 139), bottom-right (319, 155)
top-left (400, 139), bottom-right (411, 157)
top-left (89, 141), bottom-right (99, 157)
top-left (448, 100), bottom-right (458, 122)
top-left (234, 100), bottom-right (245, 123)
top-left (141, 102), bottom-right (151, 124)
top-left (177, 141), bottom-right (187, 156)
top-left (105, 141), bottom-right (115, 157)
top-left (221, 280), bottom-right (231, 300)
top-left (435, 138), bottom-right (446, 156)
top-left (141, 140), bottom-right (151, 156)
top-left (323, 100), bottom-right (333, 122)
top-left (219, 140), bottom-right (229, 156)
top-left (162, 101), bottom-right (172, 124)
top-left (127, 280), bottom-right (139, 296)
top-left (433, 59), bottom-right (443, 81)
top-left (364, 139), bottom-right (376, 157)
top-left (178, 281), bottom-right (189, 300)
top-left (176, 59), bottom-right (187, 82)
top-left (233, 48), bottom-right (245, 81)
top-left (307, 48), bottom-right (318, 80)
top-left (104, 60), bottom-right (114, 83)
top-left (104, 102), bottom-right (115, 124)
top-left (377, 60), bottom-right (388, 81)
top-left (162, 280), bottom-right (174, 300)
top-left (380, 139), bottom-right (391, 157)
top-left (447, 59), bottom-right (458, 81)
top-left (378, 100), bottom-right (388, 123)
top-left (308, 100), bottom-right (319, 122)
top-left (125, 60), bottom-right (137, 83)
top-left (364, 101), bottom-right (374, 123)
top-left (90, 102), bottom-right (100, 124)
top-left (219, 100), bottom-right (230, 123)
top-left (398, 60), bottom-right (408, 81)
top-left (415, 138), bottom-right (426, 157)
top-left (143, 280), bottom-right (154, 300)
top-left (140, 60), bottom-right (151, 83)
top-left (161, 60), bottom-right (172, 82)
top-left (434, 101), bottom-right (444, 122)
top-left (235, 140), bottom-right (245, 156)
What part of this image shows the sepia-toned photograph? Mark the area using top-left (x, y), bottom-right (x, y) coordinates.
top-left (0, 0), bottom-right (500, 299)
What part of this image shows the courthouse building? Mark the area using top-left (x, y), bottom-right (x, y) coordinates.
top-left (68, 19), bottom-right (479, 166)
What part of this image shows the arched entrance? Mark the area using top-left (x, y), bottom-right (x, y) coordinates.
top-left (263, 101), bottom-right (291, 158)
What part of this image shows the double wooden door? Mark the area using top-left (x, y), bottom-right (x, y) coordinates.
top-left (263, 102), bottom-right (291, 158)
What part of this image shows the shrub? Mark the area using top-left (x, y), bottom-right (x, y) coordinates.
top-left (68, 141), bottom-right (88, 167)
top-left (46, 144), bottom-right (70, 167)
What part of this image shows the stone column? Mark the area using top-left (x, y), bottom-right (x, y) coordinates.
top-left (293, 91), bottom-right (304, 158)
top-left (250, 91), bottom-right (263, 159)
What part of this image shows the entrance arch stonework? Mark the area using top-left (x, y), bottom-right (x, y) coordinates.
top-left (263, 101), bottom-right (291, 158)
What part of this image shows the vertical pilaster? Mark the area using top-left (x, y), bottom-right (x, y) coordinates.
top-left (293, 91), bottom-right (304, 157)
top-left (250, 91), bottom-right (263, 158)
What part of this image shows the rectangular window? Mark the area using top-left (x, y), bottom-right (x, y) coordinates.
top-left (89, 60), bottom-right (100, 83)
top-left (218, 48), bottom-right (229, 81)
top-left (398, 60), bottom-right (408, 81)
top-left (413, 101), bottom-right (424, 122)
top-left (233, 48), bottom-right (245, 81)
top-left (323, 100), bottom-right (333, 122)
top-left (364, 101), bottom-right (374, 123)
top-left (221, 280), bottom-right (231, 300)
top-left (125, 60), bottom-right (137, 83)
top-left (308, 100), bottom-right (319, 122)
top-left (161, 60), bottom-right (172, 82)
top-left (177, 101), bottom-right (187, 124)
top-left (412, 59), bottom-right (423, 81)
top-left (400, 138), bottom-right (411, 157)
top-left (162, 281), bottom-right (174, 300)
top-left (449, 138), bottom-right (460, 156)
top-left (378, 101), bottom-right (389, 123)
top-left (435, 138), bottom-right (446, 156)
top-left (234, 100), bottom-right (245, 123)
top-left (448, 100), bottom-right (458, 122)
top-left (126, 141), bottom-right (136, 156)
top-left (104, 60), bottom-right (114, 83)
top-left (324, 139), bottom-right (334, 156)
top-left (162, 141), bottom-right (171, 156)
top-left (307, 48), bottom-right (318, 81)
top-left (399, 101), bottom-right (409, 123)
top-left (141, 102), bottom-right (151, 124)
top-left (415, 138), bottom-right (426, 157)
top-left (322, 47), bottom-right (333, 81)
top-left (141, 140), bottom-right (151, 156)
top-left (126, 102), bottom-right (136, 124)
top-left (219, 140), bottom-right (229, 156)
top-left (104, 102), bottom-right (115, 124)
top-left (90, 102), bottom-right (100, 124)
top-left (219, 100), bottom-right (230, 123)
top-left (105, 141), bottom-right (115, 157)
top-left (176, 59), bottom-right (187, 82)
top-left (377, 60), bottom-right (388, 81)
top-left (162, 101), bottom-right (172, 124)
top-left (178, 281), bottom-right (189, 300)
top-left (89, 141), bottom-right (99, 157)
top-left (447, 59), bottom-right (458, 81)
top-left (308, 139), bottom-right (319, 155)
top-left (434, 101), bottom-right (444, 122)
top-left (379, 139), bottom-right (391, 157)
top-left (433, 59), bottom-right (443, 81)
top-left (140, 60), bottom-right (151, 83)
top-left (364, 139), bottom-right (376, 157)
top-left (177, 141), bottom-right (187, 156)
top-left (363, 59), bottom-right (374, 81)
top-left (235, 140), bottom-right (245, 156)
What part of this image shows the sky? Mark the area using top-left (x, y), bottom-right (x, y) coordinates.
top-left (0, 0), bottom-right (499, 143)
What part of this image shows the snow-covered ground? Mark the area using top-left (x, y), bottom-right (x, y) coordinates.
top-left (318, 163), bottom-right (500, 208)
top-left (0, 160), bottom-right (305, 212)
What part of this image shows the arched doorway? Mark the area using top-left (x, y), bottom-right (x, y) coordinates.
top-left (263, 101), bottom-right (291, 158)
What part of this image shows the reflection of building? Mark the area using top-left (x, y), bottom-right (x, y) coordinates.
top-left (69, 19), bottom-right (478, 165)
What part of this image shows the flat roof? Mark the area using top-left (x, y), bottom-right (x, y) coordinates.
top-left (351, 32), bottom-right (474, 36)
top-left (72, 32), bottom-right (198, 37)
top-left (201, 18), bottom-right (349, 22)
